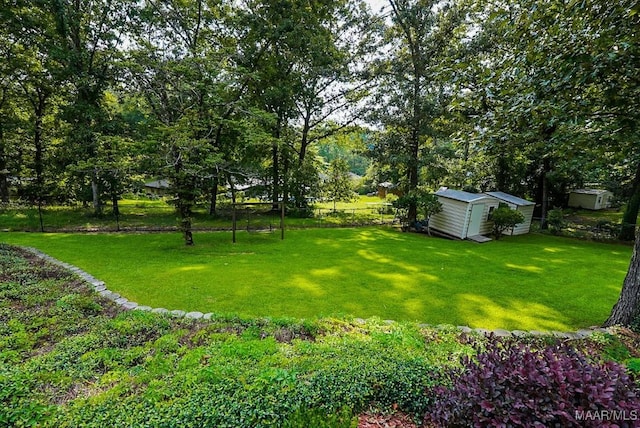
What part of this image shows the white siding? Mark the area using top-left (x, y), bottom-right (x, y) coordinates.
top-left (475, 200), bottom-right (501, 237)
top-left (568, 192), bottom-right (596, 209)
top-left (511, 205), bottom-right (534, 235)
top-left (568, 190), bottom-right (613, 210)
top-left (430, 198), bottom-right (469, 239)
top-left (430, 195), bottom-right (499, 238)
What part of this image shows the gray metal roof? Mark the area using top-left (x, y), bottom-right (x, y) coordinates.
top-left (570, 188), bottom-right (611, 195)
top-left (144, 179), bottom-right (170, 189)
top-left (485, 191), bottom-right (535, 206)
top-left (435, 189), bottom-right (492, 203)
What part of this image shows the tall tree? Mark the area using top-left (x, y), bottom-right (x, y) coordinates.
top-left (48, 0), bottom-right (133, 215)
top-left (129, 0), bottom-right (236, 244)
top-left (463, 0), bottom-right (639, 232)
top-left (605, 232), bottom-right (640, 327)
top-left (237, 0), bottom-right (374, 210)
top-left (372, 0), bottom-right (466, 223)
top-left (1, 0), bottom-right (66, 226)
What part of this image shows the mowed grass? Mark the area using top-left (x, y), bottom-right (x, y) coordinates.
top-left (0, 196), bottom-right (395, 231)
top-left (1, 227), bottom-right (631, 331)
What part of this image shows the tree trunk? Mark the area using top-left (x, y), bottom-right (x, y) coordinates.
top-left (495, 153), bottom-right (509, 192)
top-left (91, 177), bottom-right (102, 216)
top-left (619, 160), bottom-right (640, 241)
top-left (271, 142), bottom-right (280, 210)
top-left (281, 153), bottom-right (289, 213)
top-left (604, 232), bottom-right (640, 326)
top-left (209, 174), bottom-right (219, 216)
top-left (0, 128), bottom-right (9, 203)
top-left (111, 190), bottom-right (120, 231)
top-left (539, 157), bottom-right (551, 230)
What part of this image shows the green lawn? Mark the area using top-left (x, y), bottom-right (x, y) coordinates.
top-left (0, 196), bottom-right (395, 231)
top-left (1, 228), bottom-right (631, 331)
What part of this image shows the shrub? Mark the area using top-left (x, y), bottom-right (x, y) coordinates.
top-left (547, 208), bottom-right (565, 235)
top-left (425, 340), bottom-right (640, 427)
top-left (491, 206), bottom-right (525, 239)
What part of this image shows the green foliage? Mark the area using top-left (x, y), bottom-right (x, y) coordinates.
top-left (0, 244), bottom-right (463, 427)
top-left (282, 407), bottom-right (357, 428)
top-left (491, 206), bottom-right (525, 239)
top-left (324, 158), bottom-right (357, 211)
top-left (547, 208), bottom-right (565, 235)
top-left (627, 359), bottom-right (640, 374)
top-left (393, 190), bottom-right (442, 233)
top-left (3, 244), bottom-right (640, 428)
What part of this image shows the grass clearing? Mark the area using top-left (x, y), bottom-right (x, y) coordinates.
top-left (1, 228), bottom-right (631, 331)
top-left (0, 196), bottom-right (396, 232)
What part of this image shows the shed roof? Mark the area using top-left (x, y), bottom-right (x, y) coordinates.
top-left (570, 189), bottom-right (611, 195)
top-left (485, 191), bottom-right (535, 206)
top-left (435, 189), bottom-right (492, 203)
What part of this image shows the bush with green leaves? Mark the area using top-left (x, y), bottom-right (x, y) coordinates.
top-left (491, 205), bottom-right (525, 239)
top-left (547, 208), bottom-right (565, 235)
top-left (392, 190), bottom-right (442, 233)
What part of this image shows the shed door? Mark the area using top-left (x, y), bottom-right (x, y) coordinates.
top-left (467, 204), bottom-right (484, 236)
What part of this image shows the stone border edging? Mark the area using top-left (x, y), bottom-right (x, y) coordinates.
top-left (25, 247), bottom-right (615, 338)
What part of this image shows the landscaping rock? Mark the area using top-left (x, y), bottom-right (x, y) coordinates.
top-left (135, 306), bottom-right (153, 311)
top-left (151, 308), bottom-right (169, 314)
top-left (122, 301), bottom-right (138, 310)
top-left (493, 329), bottom-right (512, 337)
top-left (185, 311), bottom-right (204, 319)
top-left (576, 329), bottom-right (593, 338)
top-left (456, 326), bottom-right (472, 333)
top-left (203, 313), bottom-right (213, 320)
top-left (171, 310), bottom-right (186, 317)
top-left (115, 297), bottom-right (128, 305)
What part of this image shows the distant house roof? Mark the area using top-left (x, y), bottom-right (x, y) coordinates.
top-left (435, 189), bottom-right (490, 203)
top-left (485, 191), bottom-right (535, 206)
top-left (145, 179), bottom-right (170, 189)
top-left (570, 189), bottom-right (611, 195)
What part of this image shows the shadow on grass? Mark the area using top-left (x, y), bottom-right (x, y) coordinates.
top-left (0, 227), bottom-right (631, 331)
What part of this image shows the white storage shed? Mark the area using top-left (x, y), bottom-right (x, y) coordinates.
top-left (485, 191), bottom-right (535, 235)
top-left (568, 189), bottom-right (613, 210)
top-left (430, 189), bottom-right (500, 239)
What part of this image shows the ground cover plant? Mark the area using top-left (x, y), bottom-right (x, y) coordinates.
top-left (0, 244), bottom-right (468, 427)
top-left (1, 227), bottom-right (632, 331)
top-left (1, 245), bottom-right (639, 427)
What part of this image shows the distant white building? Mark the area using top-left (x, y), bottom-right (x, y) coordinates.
top-left (144, 179), bottom-right (171, 195)
top-left (568, 189), bottom-right (613, 210)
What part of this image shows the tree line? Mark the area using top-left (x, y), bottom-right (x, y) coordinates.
top-left (1, 0), bottom-right (639, 242)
